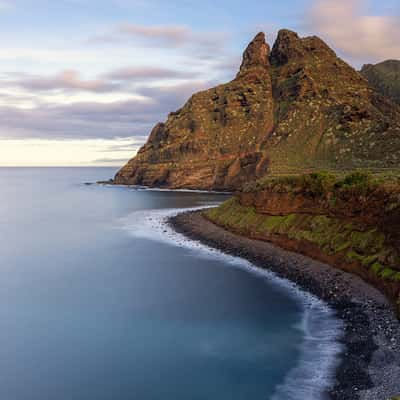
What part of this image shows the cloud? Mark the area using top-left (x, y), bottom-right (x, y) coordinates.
top-left (93, 157), bottom-right (132, 164)
top-left (210, 56), bottom-right (241, 76)
top-left (118, 23), bottom-right (191, 47)
top-left (0, 137), bottom-right (141, 167)
top-left (137, 80), bottom-right (214, 106)
top-left (307, 0), bottom-right (400, 63)
top-left (105, 66), bottom-right (198, 81)
top-left (0, 80), bottom-right (214, 139)
top-left (0, 1), bottom-right (13, 11)
top-left (8, 70), bottom-right (119, 93)
top-left (88, 23), bottom-right (228, 61)
top-left (5, 65), bottom-right (201, 94)
top-left (0, 48), bottom-right (102, 63)
top-left (87, 23), bottom-right (191, 47)
top-left (0, 100), bottom-right (156, 139)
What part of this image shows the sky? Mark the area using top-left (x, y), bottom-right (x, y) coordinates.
top-left (0, 0), bottom-right (399, 166)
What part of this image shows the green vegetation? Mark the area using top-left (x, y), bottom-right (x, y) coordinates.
top-left (206, 175), bottom-right (400, 318)
top-left (205, 196), bottom-right (400, 283)
top-left (243, 170), bottom-right (400, 194)
top-left (242, 171), bottom-right (400, 222)
top-left (336, 170), bottom-right (371, 188)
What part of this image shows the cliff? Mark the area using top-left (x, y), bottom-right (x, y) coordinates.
top-left (360, 60), bottom-right (400, 105)
top-left (114, 30), bottom-right (400, 190)
top-left (205, 172), bottom-right (400, 315)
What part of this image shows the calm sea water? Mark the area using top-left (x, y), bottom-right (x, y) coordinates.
top-left (0, 167), bottom-right (341, 400)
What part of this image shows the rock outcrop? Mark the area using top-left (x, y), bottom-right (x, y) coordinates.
top-left (360, 60), bottom-right (400, 105)
top-left (114, 30), bottom-right (400, 190)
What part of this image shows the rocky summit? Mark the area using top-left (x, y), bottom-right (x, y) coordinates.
top-left (360, 60), bottom-right (400, 105)
top-left (114, 30), bottom-right (400, 190)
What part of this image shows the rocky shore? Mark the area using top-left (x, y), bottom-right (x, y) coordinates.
top-left (169, 210), bottom-right (400, 400)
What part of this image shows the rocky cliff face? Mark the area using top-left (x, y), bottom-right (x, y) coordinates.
top-left (360, 60), bottom-right (400, 105)
top-left (114, 30), bottom-right (400, 190)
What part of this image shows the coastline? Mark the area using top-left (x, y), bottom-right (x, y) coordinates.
top-left (169, 210), bottom-right (400, 400)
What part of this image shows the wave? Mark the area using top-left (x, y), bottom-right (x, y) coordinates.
top-left (120, 206), bottom-right (344, 400)
top-left (270, 304), bottom-right (343, 400)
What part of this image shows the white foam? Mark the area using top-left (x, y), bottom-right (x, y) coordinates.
top-left (271, 304), bottom-right (343, 400)
top-left (120, 206), bottom-right (344, 400)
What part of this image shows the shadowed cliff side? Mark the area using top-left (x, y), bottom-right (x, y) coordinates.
top-left (114, 30), bottom-right (400, 190)
top-left (360, 60), bottom-right (400, 105)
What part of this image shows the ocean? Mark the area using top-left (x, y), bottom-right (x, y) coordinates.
top-left (0, 167), bottom-right (342, 400)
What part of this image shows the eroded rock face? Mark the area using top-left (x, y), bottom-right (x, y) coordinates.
top-left (237, 32), bottom-right (270, 76)
top-left (114, 32), bottom-right (274, 190)
top-left (114, 30), bottom-right (400, 190)
top-left (205, 195), bottom-right (400, 315)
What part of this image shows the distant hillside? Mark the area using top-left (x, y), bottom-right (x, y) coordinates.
top-left (114, 30), bottom-right (400, 190)
top-left (360, 60), bottom-right (400, 105)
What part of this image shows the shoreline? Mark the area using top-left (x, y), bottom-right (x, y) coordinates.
top-left (97, 181), bottom-right (232, 194)
top-left (169, 210), bottom-right (400, 400)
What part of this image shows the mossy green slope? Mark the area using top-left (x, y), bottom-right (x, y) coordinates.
top-left (205, 198), bottom-right (400, 283)
top-left (205, 172), bottom-right (400, 314)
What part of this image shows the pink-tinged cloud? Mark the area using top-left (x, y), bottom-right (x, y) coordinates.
top-left (0, 80), bottom-right (216, 139)
top-left (308, 0), bottom-right (400, 63)
top-left (11, 70), bottom-right (118, 92)
top-left (0, 0), bottom-right (13, 10)
top-left (118, 23), bottom-right (191, 46)
top-left (5, 65), bottom-right (207, 95)
top-left (88, 23), bottom-right (228, 60)
top-left (105, 66), bottom-right (197, 81)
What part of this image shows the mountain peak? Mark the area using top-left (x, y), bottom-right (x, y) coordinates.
top-left (237, 32), bottom-right (270, 77)
top-left (270, 29), bottom-right (335, 66)
top-left (114, 29), bottom-right (400, 190)
top-left (276, 28), bottom-right (299, 40)
top-left (270, 29), bottom-right (303, 65)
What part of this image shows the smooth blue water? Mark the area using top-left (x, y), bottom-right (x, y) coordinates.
top-left (0, 168), bottom-right (341, 400)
